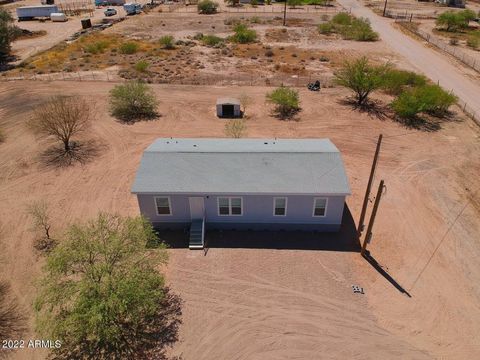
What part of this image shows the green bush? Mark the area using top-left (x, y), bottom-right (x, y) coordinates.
top-left (134, 60), bottom-right (150, 72)
top-left (198, 0), bottom-right (218, 14)
top-left (266, 86), bottom-right (300, 119)
top-left (201, 34), bottom-right (224, 46)
top-left (466, 34), bottom-right (479, 50)
top-left (392, 84), bottom-right (457, 119)
top-left (0, 9), bottom-right (14, 60)
top-left (332, 12), bottom-right (353, 26)
top-left (34, 214), bottom-right (180, 359)
top-left (84, 40), bottom-right (109, 54)
top-left (109, 81), bottom-right (158, 122)
top-left (251, 0), bottom-right (258, 7)
top-left (436, 10), bottom-right (477, 32)
top-left (159, 35), bottom-right (175, 49)
top-left (231, 23), bottom-right (257, 43)
top-left (335, 56), bottom-right (389, 105)
top-left (381, 69), bottom-right (427, 95)
top-left (119, 42), bottom-right (139, 54)
top-left (318, 13), bottom-right (378, 41)
top-left (318, 22), bottom-right (334, 34)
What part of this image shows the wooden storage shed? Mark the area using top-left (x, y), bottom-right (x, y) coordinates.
top-left (216, 98), bottom-right (241, 118)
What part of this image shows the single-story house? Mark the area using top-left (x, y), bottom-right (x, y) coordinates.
top-left (131, 138), bottom-right (351, 249)
top-left (216, 98), bottom-right (241, 118)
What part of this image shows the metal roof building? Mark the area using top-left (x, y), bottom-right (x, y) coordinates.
top-left (132, 138), bottom-right (351, 195)
top-left (132, 138), bottom-right (351, 248)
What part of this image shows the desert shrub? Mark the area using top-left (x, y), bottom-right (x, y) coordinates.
top-left (198, 0), bottom-right (218, 14)
top-left (466, 34), bottom-right (479, 50)
top-left (335, 56), bottom-right (389, 105)
top-left (251, 0), bottom-right (258, 7)
top-left (119, 41), bottom-right (139, 54)
top-left (27, 200), bottom-right (56, 253)
top-left (436, 10), bottom-right (477, 32)
top-left (84, 40), bottom-right (109, 54)
top-left (231, 23), bottom-right (257, 43)
top-left (29, 96), bottom-right (92, 153)
top-left (135, 60), bottom-right (150, 72)
top-left (319, 13), bottom-right (378, 41)
top-left (381, 69), bottom-right (427, 95)
top-left (202, 34), bottom-right (224, 46)
top-left (392, 84), bottom-right (457, 119)
top-left (225, 119), bottom-right (247, 138)
top-left (34, 213), bottom-right (182, 360)
top-left (266, 86), bottom-right (300, 119)
top-left (265, 48), bottom-right (274, 57)
top-left (332, 12), bottom-right (353, 26)
top-left (159, 35), bottom-right (175, 49)
top-left (318, 22), bottom-right (334, 34)
top-left (225, 0), bottom-right (240, 6)
top-left (0, 9), bottom-right (15, 60)
top-left (449, 37), bottom-right (459, 46)
top-left (109, 81), bottom-right (158, 122)
top-left (0, 128), bottom-right (5, 143)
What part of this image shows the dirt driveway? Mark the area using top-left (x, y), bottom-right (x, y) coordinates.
top-left (337, 0), bottom-right (480, 122)
top-left (0, 81), bottom-right (479, 359)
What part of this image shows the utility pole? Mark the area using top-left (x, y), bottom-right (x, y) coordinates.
top-left (357, 134), bottom-right (382, 238)
top-left (283, 0), bottom-right (287, 26)
top-left (382, 0), bottom-right (388, 17)
top-left (361, 180), bottom-right (385, 256)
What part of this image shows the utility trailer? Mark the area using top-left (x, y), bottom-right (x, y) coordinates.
top-left (16, 5), bottom-right (59, 21)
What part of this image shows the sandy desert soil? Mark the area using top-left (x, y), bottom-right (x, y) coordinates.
top-left (0, 80), bottom-right (479, 359)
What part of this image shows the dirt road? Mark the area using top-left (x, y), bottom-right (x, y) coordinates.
top-left (336, 0), bottom-right (480, 122)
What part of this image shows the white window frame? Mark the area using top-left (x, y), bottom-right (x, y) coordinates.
top-left (154, 196), bottom-right (172, 216)
top-left (312, 197), bottom-right (328, 217)
top-left (273, 197), bottom-right (288, 217)
top-left (217, 197), bottom-right (243, 216)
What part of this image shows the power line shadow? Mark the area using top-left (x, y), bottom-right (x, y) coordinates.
top-left (363, 251), bottom-right (412, 298)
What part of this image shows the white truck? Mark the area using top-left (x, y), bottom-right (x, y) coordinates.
top-left (16, 5), bottom-right (59, 21)
top-left (123, 3), bottom-right (142, 15)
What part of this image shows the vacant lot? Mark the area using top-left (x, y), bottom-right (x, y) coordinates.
top-left (6, 9), bottom-right (405, 86)
top-left (0, 80), bottom-right (479, 359)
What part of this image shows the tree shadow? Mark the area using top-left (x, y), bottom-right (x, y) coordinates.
top-left (338, 98), bottom-right (391, 120)
top-left (157, 206), bottom-right (360, 252)
top-left (270, 107), bottom-right (302, 121)
top-left (393, 110), bottom-right (463, 132)
top-left (363, 251), bottom-right (412, 297)
top-left (40, 140), bottom-right (104, 168)
top-left (0, 280), bottom-right (26, 357)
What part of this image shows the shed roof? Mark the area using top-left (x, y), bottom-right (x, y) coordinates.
top-left (131, 138), bottom-right (351, 195)
top-left (216, 98), bottom-right (240, 105)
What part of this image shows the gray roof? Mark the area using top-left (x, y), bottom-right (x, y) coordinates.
top-left (216, 98), bottom-right (240, 105)
top-left (131, 138), bottom-right (351, 195)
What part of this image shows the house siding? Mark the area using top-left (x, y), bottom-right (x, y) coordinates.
top-left (137, 194), bottom-right (345, 232)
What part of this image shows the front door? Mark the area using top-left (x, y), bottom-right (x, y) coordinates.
top-left (189, 197), bottom-right (205, 220)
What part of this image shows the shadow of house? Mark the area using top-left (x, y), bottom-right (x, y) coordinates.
top-left (156, 206), bottom-right (360, 253)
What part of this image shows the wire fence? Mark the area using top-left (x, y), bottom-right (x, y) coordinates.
top-left (397, 21), bottom-right (480, 74)
top-left (0, 70), bottom-right (334, 88)
top-left (162, 4), bottom-right (342, 14)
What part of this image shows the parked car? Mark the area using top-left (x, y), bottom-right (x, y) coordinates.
top-left (104, 7), bottom-right (117, 16)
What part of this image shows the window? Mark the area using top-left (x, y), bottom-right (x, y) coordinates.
top-left (218, 197), bottom-right (243, 216)
top-left (313, 198), bottom-right (327, 217)
top-left (155, 197), bottom-right (171, 216)
top-left (273, 197), bottom-right (287, 216)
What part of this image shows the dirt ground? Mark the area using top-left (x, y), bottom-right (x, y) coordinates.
top-left (1, 81), bottom-right (480, 359)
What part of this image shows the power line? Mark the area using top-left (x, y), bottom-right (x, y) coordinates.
top-left (409, 188), bottom-right (479, 292)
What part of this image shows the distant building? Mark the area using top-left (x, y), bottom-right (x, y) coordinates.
top-left (132, 138), bottom-right (351, 249)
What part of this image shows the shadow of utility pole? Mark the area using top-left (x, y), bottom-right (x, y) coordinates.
top-left (363, 251), bottom-right (412, 298)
